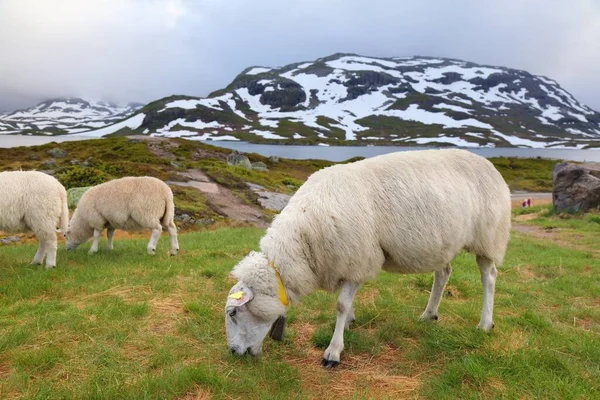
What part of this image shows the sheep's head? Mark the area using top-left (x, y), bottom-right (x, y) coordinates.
top-left (225, 251), bottom-right (288, 357)
top-left (64, 214), bottom-right (94, 250)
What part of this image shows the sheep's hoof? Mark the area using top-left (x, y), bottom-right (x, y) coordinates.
top-left (148, 248), bottom-right (156, 255)
top-left (44, 265), bottom-right (55, 269)
top-left (30, 261), bottom-right (42, 266)
top-left (418, 313), bottom-right (438, 322)
top-left (169, 249), bottom-right (178, 256)
top-left (476, 322), bottom-right (495, 333)
top-left (321, 358), bottom-right (340, 369)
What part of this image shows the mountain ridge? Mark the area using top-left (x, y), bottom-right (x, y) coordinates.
top-left (0, 97), bottom-right (143, 136)
top-left (5, 54), bottom-right (600, 149)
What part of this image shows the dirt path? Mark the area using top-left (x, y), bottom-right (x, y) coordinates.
top-left (168, 169), bottom-right (268, 228)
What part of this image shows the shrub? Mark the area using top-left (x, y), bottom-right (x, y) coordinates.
top-left (56, 167), bottom-right (111, 189)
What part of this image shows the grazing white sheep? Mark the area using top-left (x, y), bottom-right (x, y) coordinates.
top-left (0, 171), bottom-right (69, 268)
top-left (65, 176), bottom-right (179, 255)
top-left (225, 149), bottom-right (511, 367)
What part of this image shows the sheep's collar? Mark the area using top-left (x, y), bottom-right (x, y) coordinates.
top-left (269, 261), bottom-right (289, 307)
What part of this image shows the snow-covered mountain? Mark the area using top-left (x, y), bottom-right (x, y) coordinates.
top-left (0, 98), bottom-right (143, 135)
top-left (48, 55), bottom-right (600, 147)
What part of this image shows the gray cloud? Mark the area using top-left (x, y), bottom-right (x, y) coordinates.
top-left (1, 0), bottom-right (599, 112)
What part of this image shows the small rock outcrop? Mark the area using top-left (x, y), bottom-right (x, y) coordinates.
top-left (227, 151), bottom-right (252, 170)
top-left (67, 186), bottom-right (92, 208)
top-left (251, 161), bottom-right (268, 172)
top-left (552, 162), bottom-right (600, 213)
top-left (47, 148), bottom-right (67, 158)
top-left (41, 159), bottom-right (57, 168)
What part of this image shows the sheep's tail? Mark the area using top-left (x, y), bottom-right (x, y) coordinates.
top-left (59, 189), bottom-right (69, 234)
top-left (162, 189), bottom-right (176, 227)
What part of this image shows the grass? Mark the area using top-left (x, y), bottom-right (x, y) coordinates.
top-left (0, 211), bottom-right (598, 399)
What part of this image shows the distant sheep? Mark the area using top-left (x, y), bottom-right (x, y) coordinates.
top-left (66, 176), bottom-right (179, 255)
top-left (0, 171), bottom-right (68, 268)
top-left (225, 149), bottom-right (511, 367)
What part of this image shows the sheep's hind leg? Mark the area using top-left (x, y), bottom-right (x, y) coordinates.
top-left (43, 235), bottom-right (58, 269)
top-left (106, 227), bottom-right (115, 250)
top-left (89, 229), bottom-right (101, 254)
top-left (31, 239), bottom-right (46, 265)
top-left (476, 256), bottom-right (497, 332)
top-left (167, 222), bottom-right (178, 256)
top-left (322, 281), bottom-right (360, 368)
top-left (419, 264), bottom-right (452, 322)
top-left (147, 228), bottom-right (161, 255)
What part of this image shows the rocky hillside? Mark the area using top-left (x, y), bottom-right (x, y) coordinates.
top-left (0, 98), bottom-right (143, 135)
top-left (74, 54), bottom-right (600, 148)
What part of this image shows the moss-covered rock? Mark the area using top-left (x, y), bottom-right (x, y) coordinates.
top-left (67, 186), bottom-right (92, 208)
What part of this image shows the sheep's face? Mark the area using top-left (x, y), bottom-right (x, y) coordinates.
top-left (65, 219), bottom-right (93, 250)
top-left (225, 282), bottom-right (278, 356)
top-left (225, 251), bottom-right (287, 356)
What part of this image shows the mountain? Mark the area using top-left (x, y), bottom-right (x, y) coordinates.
top-left (17, 54), bottom-right (600, 148)
top-left (0, 98), bottom-right (143, 135)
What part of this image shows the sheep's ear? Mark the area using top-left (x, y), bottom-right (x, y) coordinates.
top-left (226, 284), bottom-right (254, 307)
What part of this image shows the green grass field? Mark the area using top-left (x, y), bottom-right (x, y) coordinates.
top-left (0, 207), bottom-right (599, 399)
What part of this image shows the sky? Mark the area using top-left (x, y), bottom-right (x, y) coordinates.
top-left (0, 0), bottom-right (599, 112)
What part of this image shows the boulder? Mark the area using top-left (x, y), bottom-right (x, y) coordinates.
top-left (227, 151), bottom-right (252, 170)
top-left (41, 159), bottom-right (57, 168)
top-left (67, 186), bottom-right (92, 208)
top-left (47, 148), bottom-right (67, 158)
top-left (268, 155), bottom-right (280, 164)
top-left (251, 161), bottom-right (269, 172)
top-left (552, 162), bottom-right (600, 213)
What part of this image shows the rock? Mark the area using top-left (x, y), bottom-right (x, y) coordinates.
top-left (170, 161), bottom-right (183, 169)
top-left (256, 191), bottom-right (292, 211)
top-left (127, 138), bottom-right (141, 143)
top-left (176, 213), bottom-right (192, 223)
top-left (41, 159), bottom-right (57, 168)
top-left (67, 186), bottom-right (92, 208)
top-left (82, 158), bottom-right (93, 167)
top-left (29, 153), bottom-right (40, 160)
top-left (268, 155), bottom-right (280, 164)
top-left (39, 170), bottom-right (56, 176)
top-left (246, 182), bottom-right (266, 191)
top-left (195, 218), bottom-right (215, 226)
top-left (0, 236), bottom-right (21, 244)
top-left (251, 161), bottom-right (269, 172)
top-left (227, 152), bottom-right (252, 170)
top-left (552, 162), bottom-right (600, 213)
top-left (47, 148), bottom-right (67, 158)
top-left (70, 159), bottom-right (80, 165)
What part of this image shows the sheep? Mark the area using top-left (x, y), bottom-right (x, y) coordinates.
top-left (65, 176), bottom-right (179, 255)
top-left (0, 170), bottom-right (69, 268)
top-left (225, 148), bottom-right (511, 367)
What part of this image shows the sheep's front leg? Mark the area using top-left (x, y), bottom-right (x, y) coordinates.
top-left (476, 256), bottom-right (497, 332)
top-left (31, 239), bottom-right (46, 265)
top-left (322, 281), bottom-right (360, 368)
top-left (89, 229), bottom-right (101, 254)
top-left (147, 228), bottom-right (161, 255)
top-left (419, 264), bottom-right (452, 322)
top-left (106, 228), bottom-right (115, 251)
top-left (167, 222), bottom-right (179, 256)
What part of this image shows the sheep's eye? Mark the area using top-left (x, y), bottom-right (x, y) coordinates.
top-left (228, 309), bottom-right (237, 318)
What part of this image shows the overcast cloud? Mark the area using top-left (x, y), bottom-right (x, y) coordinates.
top-left (0, 0), bottom-right (599, 112)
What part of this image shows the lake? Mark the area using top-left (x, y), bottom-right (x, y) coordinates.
top-left (199, 141), bottom-right (600, 163)
top-left (1, 135), bottom-right (599, 162)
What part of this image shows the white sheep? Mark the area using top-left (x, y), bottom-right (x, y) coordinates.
top-left (0, 170), bottom-right (69, 268)
top-left (225, 149), bottom-right (511, 367)
top-left (65, 176), bottom-right (179, 255)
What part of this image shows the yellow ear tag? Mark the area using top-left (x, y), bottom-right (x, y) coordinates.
top-left (228, 291), bottom-right (244, 300)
